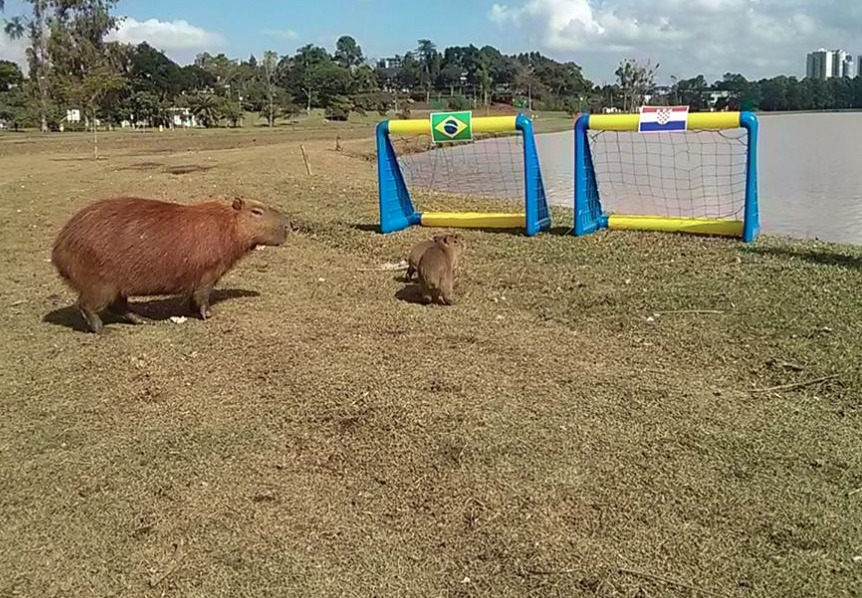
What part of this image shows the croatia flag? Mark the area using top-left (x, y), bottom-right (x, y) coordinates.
top-left (638, 105), bottom-right (689, 133)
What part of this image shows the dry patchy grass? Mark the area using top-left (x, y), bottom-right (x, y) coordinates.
top-left (0, 122), bottom-right (861, 598)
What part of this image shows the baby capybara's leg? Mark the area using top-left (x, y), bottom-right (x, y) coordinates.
top-left (419, 280), bottom-right (432, 305)
top-left (108, 296), bottom-right (147, 325)
top-left (439, 281), bottom-right (456, 306)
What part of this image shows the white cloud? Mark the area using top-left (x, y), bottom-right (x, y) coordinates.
top-left (490, 0), bottom-right (862, 82)
top-left (107, 17), bottom-right (225, 62)
top-left (263, 29), bottom-right (298, 40)
top-left (0, 32), bottom-right (28, 69)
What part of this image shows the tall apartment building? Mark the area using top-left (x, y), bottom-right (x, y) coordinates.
top-left (807, 49), bottom-right (856, 79)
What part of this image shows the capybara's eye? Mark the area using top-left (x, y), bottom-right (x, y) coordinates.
top-left (251, 208), bottom-right (265, 217)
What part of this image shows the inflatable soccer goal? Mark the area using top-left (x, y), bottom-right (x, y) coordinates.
top-left (376, 111), bottom-right (551, 236)
top-left (574, 109), bottom-right (760, 242)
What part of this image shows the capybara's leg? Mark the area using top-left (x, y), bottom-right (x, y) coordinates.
top-left (78, 303), bottom-right (104, 334)
top-left (77, 286), bottom-right (116, 333)
top-left (108, 296), bottom-right (147, 325)
top-left (190, 286), bottom-right (214, 320)
top-left (406, 265), bottom-right (415, 281)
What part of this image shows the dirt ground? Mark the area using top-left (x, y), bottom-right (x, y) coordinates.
top-left (1, 120), bottom-right (861, 598)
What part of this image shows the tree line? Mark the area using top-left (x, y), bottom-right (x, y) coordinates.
top-left (3, 1), bottom-right (862, 133)
top-left (0, 0), bottom-right (592, 131)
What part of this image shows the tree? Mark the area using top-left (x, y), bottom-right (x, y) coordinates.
top-left (398, 52), bottom-right (420, 92)
top-left (280, 44), bottom-right (331, 113)
top-left (306, 61), bottom-right (352, 109)
top-left (38, 0), bottom-right (125, 152)
top-left (415, 39), bottom-right (439, 103)
top-left (187, 92), bottom-right (223, 127)
top-left (222, 99), bottom-right (242, 127)
top-left (3, 14), bottom-right (25, 38)
top-left (120, 90), bottom-right (164, 127)
top-left (125, 43), bottom-right (184, 100)
top-left (74, 66), bottom-right (126, 158)
top-left (675, 75), bottom-right (707, 111)
top-left (195, 52), bottom-right (237, 87)
top-left (440, 63), bottom-right (464, 95)
top-left (0, 85), bottom-right (33, 129)
top-left (334, 36), bottom-right (363, 69)
top-left (179, 64), bottom-right (216, 92)
top-left (0, 60), bottom-right (23, 90)
top-left (324, 94), bottom-right (352, 121)
top-left (615, 58), bottom-right (659, 111)
top-left (352, 64), bottom-right (378, 93)
top-left (8, 0), bottom-right (51, 132)
top-left (260, 50), bottom-right (279, 126)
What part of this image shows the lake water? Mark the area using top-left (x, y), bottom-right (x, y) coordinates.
top-left (399, 112), bottom-right (862, 244)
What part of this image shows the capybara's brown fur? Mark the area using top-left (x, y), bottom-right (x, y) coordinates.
top-left (417, 234), bottom-right (466, 306)
top-left (51, 196), bottom-right (290, 333)
top-left (406, 233), bottom-right (462, 281)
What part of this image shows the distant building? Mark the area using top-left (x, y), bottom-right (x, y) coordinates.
top-left (834, 50), bottom-right (855, 78)
top-left (706, 90), bottom-right (732, 109)
top-left (378, 57), bottom-right (403, 70)
top-left (807, 49), bottom-right (855, 80)
top-left (167, 107), bottom-right (196, 128)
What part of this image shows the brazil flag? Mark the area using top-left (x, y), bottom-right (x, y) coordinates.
top-left (430, 111), bottom-right (473, 143)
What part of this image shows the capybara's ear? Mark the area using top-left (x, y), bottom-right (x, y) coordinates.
top-left (232, 197), bottom-right (245, 211)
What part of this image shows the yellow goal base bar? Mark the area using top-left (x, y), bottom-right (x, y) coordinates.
top-left (607, 215), bottom-right (744, 237)
top-left (420, 212), bottom-right (526, 229)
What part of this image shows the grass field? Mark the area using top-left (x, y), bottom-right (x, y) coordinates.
top-left (1, 118), bottom-right (861, 598)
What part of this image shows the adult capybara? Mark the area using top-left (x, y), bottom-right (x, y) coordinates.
top-left (416, 234), bottom-right (466, 306)
top-left (51, 196), bottom-right (290, 333)
top-left (406, 233), bottom-right (462, 281)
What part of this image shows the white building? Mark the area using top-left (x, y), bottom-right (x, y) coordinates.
top-left (833, 50), bottom-right (855, 78)
top-left (807, 49), bottom-right (856, 80)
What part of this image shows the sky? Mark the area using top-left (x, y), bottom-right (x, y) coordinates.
top-left (2, 0), bottom-right (862, 85)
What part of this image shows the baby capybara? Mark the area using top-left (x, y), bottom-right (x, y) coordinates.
top-left (51, 196), bottom-right (290, 333)
top-left (406, 233), bottom-right (463, 281)
top-left (416, 234), bottom-right (466, 306)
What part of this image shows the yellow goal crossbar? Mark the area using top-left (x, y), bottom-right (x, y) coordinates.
top-left (588, 111), bottom-right (742, 132)
top-left (607, 215), bottom-right (744, 237)
top-left (420, 212), bottom-right (526, 229)
top-left (388, 116), bottom-right (518, 136)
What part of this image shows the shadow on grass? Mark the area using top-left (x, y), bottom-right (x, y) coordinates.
top-left (164, 164), bottom-right (216, 175)
top-left (395, 284), bottom-right (426, 305)
top-left (43, 289), bottom-right (260, 331)
top-left (750, 246), bottom-right (862, 269)
top-left (349, 223), bottom-right (576, 237)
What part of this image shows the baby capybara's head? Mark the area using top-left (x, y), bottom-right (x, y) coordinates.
top-left (232, 197), bottom-right (289, 246)
top-left (436, 233), bottom-right (466, 257)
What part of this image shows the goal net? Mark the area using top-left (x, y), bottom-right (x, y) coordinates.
top-left (377, 113), bottom-right (551, 236)
top-left (574, 111), bottom-right (760, 242)
top-left (394, 131), bottom-right (526, 204)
